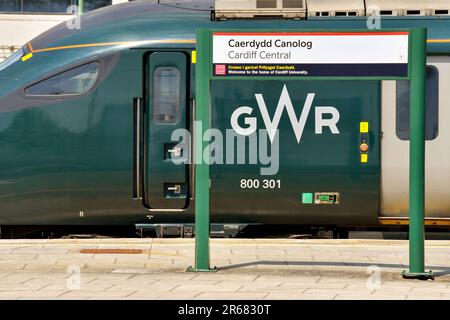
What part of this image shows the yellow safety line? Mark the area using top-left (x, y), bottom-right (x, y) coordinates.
top-left (427, 39), bottom-right (450, 43)
top-left (379, 218), bottom-right (450, 226)
top-left (29, 39), bottom-right (196, 53)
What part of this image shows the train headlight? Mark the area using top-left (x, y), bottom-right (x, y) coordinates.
top-left (360, 143), bottom-right (369, 152)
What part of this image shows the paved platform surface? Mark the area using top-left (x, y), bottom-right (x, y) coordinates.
top-left (0, 238), bottom-right (450, 300)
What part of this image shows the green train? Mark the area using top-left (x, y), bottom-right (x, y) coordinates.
top-left (0, 0), bottom-right (449, 238)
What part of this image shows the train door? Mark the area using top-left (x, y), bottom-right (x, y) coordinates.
top-left (381, 58), bottom-right (448, 218)
top-left (143, 51), bottom-right (190, 210)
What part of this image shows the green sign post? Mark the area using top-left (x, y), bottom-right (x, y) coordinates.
top-left (190, 28), bottom-right (433, 279)
top-left (186, 29), bottom-right (216, 272)
top-left (402, 28), bottom-right (433, 280)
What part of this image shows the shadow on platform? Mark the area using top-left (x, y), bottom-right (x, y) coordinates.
top-left (218, 260), bottom-right (450, 277)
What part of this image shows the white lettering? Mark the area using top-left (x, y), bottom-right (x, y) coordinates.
top-left (230, 85), bottom-right (341, 143)
top-left (230, 106), bottom-right (257, 136)
top-left (255, 85), bottom-right (315, 143)
top-left (315, 106), bottom-right (340, 134)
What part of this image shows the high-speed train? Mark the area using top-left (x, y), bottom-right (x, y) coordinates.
top-left (0, 0), bottom-right (449, 238)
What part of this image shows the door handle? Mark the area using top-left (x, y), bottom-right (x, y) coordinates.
top-left (133, 97), bottom-right (143, 199)
top-left (189, 98), bottom-right (195, 200)
top-left (167, 185), bottom-right (181, 194)
top-left (168, 146), bottom-right (182, 157)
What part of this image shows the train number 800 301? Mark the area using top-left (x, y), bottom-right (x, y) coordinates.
top-left (240, 179), bottom-right (281, 189)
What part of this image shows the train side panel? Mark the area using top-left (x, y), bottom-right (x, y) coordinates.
top-left (380, 56), bottom-right (450, 218)
top-left (0, 50), bottom-right (146, 225)
top-left (209, 80), bottom-right (381, 225)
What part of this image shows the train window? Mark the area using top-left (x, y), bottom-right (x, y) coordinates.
top-left (153, 67), bottom-right (181, 124)
top-left (24, 62), bottom-right (99, 97)
top-left (396, 65), bottom-right (439, 140)
top-left (0, 0), bottom-right (21, 13)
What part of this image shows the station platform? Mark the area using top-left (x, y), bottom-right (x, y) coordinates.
top-left (0, 238), bottom-right (449, 300)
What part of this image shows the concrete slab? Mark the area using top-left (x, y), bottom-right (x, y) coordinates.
top-left (0, 238), bottom-right (449, 299)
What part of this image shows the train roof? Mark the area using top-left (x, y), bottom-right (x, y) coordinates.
top-left (26, 1), bottom-right (450, 55)
top-left (1, 1), bottom-right (449, 95)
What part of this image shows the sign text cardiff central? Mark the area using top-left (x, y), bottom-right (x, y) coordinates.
top-left (212, 31), bottom-right (409, 77)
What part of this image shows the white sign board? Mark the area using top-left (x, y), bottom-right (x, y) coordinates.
top-left (212, 31), bottom-right (409, 77)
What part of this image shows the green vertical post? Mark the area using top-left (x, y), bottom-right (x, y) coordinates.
top-left (187, 29), bottom-right (215, 272)
top-left (78, 0), bottom-right (84, 14)
top-left (402, 28), bottom-right (433, 280)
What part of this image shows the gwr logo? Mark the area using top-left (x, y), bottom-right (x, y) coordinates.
top-left (231, 85), bottom-right (340, 143)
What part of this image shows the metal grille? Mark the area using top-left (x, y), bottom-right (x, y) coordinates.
top-left (0, 45), bottom-right (20, 63)
top-left (282, 0), bottom-right (303, 8)
top-left (256, 0), bottom-right (277, 9)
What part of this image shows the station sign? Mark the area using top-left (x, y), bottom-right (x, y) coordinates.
top-left (194, 28), bottom-right (430, 279)
top-left (212, 31), bottom-right (410, 78)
